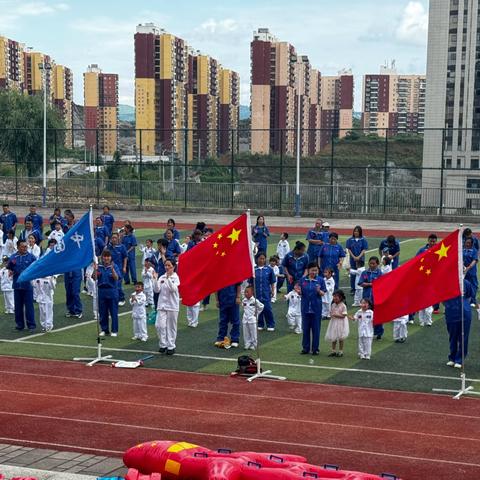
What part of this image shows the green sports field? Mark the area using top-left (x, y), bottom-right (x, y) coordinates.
top-left (1, 229), bottom-right (479, 395)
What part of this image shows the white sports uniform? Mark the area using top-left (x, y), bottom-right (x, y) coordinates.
top-left (322, 277), bottom-right (335, 318)
top-left (284, 290), bottom-right (302, 333)
top-left (276, 239), bottom-right (290, 262)
top-left (0, 267), bottom-right (14, 313)
top-left (154, 273), bottom-right (180, 351)
top-left (393, 314), bottom-right (409, 341)
top-left (140, 245), bottom-right (155, 263)
top-left (48, 229), bottom-right (64, 244)
top-left (349, 267), bottom-right (365, 306)
top-left (418, 306), bottom-right (433, 326)
top-left (242, 296), bottom-right (264, 349)
top-left (130, 291), bottom-right (148, 341)
top-left (142, 266), bottom-right (155, 306)
top-left (186, 302), bottom-right (201, 328)
top-left (354, 308), bottom-right (374, 359)
top-left (34, 276), bottom-right (56, 331)
top-left (271, 264), bottom-right (279, 302)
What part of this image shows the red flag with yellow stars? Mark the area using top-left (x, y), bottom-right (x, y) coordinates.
top-left (177, 213), bottom-right (255, 306)
top-left (372, 229), bottom-right (463, 325)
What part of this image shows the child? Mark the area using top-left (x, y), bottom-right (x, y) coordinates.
top-left (419, 306), bottom-right (433, 327)
top-left (142, 259), bottom-right (155, 307)
top-left (351, 298), bottom-right (374, 360)
top-left (276, 232), bottom-right (290, 262)
top-left (348, 259), bottom-right (365, 307)
top-left (35, 276), bottom-right (56, 332)
top-left (215, 282), bottom-right (241, 348)
top-left (140, 239), bottom-right (154, 263)
top-left (85, 261), bottom-right (98, 319)
top-left (0, 255), bottom-right (14, 314)
top-left (154, 259), bottom-right (180, 355)
top-left (4, 230), bottom-right (17, 257)
top-left (48, 221), bottom-right (64, 244)
top-left (130, 282), bottom-right (148, 342)
top-left (180, 235), bottom-right (191, 254)
top-left (393, 314), bottom-right (409, 343)
top-left (359, 256), bottom-right (383, 339)
top-left (381, 256), bottom-right (392, 274)
top-left (284, 284), bottom-right (302, 334)
top-left (186, 301), bottom-right (201, 328)
top-left (322, 267), bottom-right (335, 319)
top-left (269, 256), bottom-right (279, 303)
top-left (325, 289), bottom-right (349, 357)
top-left (242, 285), bottom-right (264, 350)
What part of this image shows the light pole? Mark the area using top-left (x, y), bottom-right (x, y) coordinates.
top-left (365, 164), bottom-right (371, 214)
top-left (294, 62), bottom-right (303, 217)
top-left (38, 61), bottom-right (51, 207)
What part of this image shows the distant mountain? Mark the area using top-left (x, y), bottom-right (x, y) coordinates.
top-left (240, 105), bottom-right (250, 120)
top-left (119, 104), bottom-right (135, 123)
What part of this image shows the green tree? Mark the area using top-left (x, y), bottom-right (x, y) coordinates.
top-left (0, 90), bottom-right (65, 176)
top-left (106, 150), bottom-right (122, 179)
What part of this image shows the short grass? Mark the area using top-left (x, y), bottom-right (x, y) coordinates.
top-left (1, 229), bottom-right (479, 396)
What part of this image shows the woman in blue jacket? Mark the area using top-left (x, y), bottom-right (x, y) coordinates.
top-left (252, 215), bottom-right (270, 254)
top-left (346, 226), bottom-right (368, 294)
top-left (319, 232), bottom-right (346, 290)
top-left (379, 235), bottom-right (400, 269)
top-left (254, 252), bottom-right (276, 331)
top-left (282, 241), bottom-right (309, 293)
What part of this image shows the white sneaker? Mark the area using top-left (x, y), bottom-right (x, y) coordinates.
top-left (294, 329), bottom-right (302, 334)
top-left (231, 342), bottom-right (239, 348)
top-left (111, 333), bottom-right (118, 337)
top-left (141, 337), bottom-right (148, 342)
top-left (454, 363), bottom-right (462, 369)
top-left (118, 301), bottom-right (125, 306)
top-left (446, 361), bottom-right (455, 367)
top-left (99, 331), bottom-right (106, 337)
top-left (257, 327), bottom-right (264, 331)
top-left (131, 336), bottom-right (138, 340)
top-left (267, 327), bottom-right (275, 332)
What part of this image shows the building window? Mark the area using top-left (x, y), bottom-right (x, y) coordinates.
top-left (467, 178), bottom-right (480, 192)
top-left (472, 158), bottom-right (479, 169)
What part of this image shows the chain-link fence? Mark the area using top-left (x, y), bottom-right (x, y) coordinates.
top-left (0, 127), bottom-right (478, 217)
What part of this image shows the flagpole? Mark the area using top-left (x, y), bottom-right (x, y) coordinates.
top-left (245, 209), bottom-right (286, 382)
top-left (73, 206), bottom-right (125, 367)
top-left (432, 226), bottom-right (479, 398)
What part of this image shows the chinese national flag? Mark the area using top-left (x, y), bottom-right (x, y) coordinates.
top-left (372, 230), bottom-right (463, 325)
top-left (178, 213), bottom-right (255, 306)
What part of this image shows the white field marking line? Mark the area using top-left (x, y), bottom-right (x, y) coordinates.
top-left (0, 436), bottom-right (122, 455)
top-left (13, 310), bottom-right (133, 342)
top-left (2, 387), bottom-right (479, 444)
top-left (2, 338), bottom-right (479, 384)
top-left (1, 370), bottom-right (479, 421)
top-left (0, 411), bottom-right (479, 469)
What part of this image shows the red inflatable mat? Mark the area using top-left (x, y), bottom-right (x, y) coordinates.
top-left (126, 469), bottom-right (162, 480)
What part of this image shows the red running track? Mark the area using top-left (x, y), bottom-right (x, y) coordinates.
top-left (0, 356), bottom-right (479, 480)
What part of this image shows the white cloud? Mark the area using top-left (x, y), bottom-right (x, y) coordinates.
top-left (395, 1), bottom-right (428, 46)
top-left (15, 1), bottom-right (69, 16)
top-left (199, 18), bottom-right (238, 34)
top-left (70, 17), bottom-right (135, 35)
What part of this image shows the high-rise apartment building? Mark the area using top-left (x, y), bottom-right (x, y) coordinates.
top-left (0, 36), bottom-right (24, 91)
top-left (362, 65), bottom-right (426, 137)
top-left (422, 0), bottom-right (480, 211)
top-left (84, 64), bottom-right (118, 156)
top-left (134, 23), bottom-right (239, 160)
top-left (250, 28), bottom-right (353, 156)
top-left (52, 65), bottom-right (73, 147)
top-left (24, 51), bottom-right (53, 98)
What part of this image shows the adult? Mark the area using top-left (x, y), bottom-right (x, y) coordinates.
top-left (95, 250), bottom-right (121, 337)
top-left (95, 217), bottom-right (109, 245)
top-left (215, 282), bottom-right (241, 348)
top-left (252, 215), bottom-right (270, 254)
top-left (0, 204), bottom-right (17, 242)
top-left (254, 252), bottom-right (276, 331)
top-left (345, 226), bottom-right (368, 294)
top-left (165, 228), bottom-right (182, 259)
top-left (18, 220), bottom-right (42, 245)
top-left (122, 224), bottom-right (138, 284)
top-left (7, 240), bottom-right (37, 331)
top-left (187, 229), bottom-right (203, 250)
top-left (25, 205), bottom-right (43, 233)
top-left (49, 207), bottom-right (65, 231)
top-left (463, 228), bottom-right (479, 250)
top-left (463, 237), bottom-right (478, 304)
top-left (379, 234), bottom-right (400, 270)
top-left (318, 232), bottom-right (346, 290)
top-left (27, 234), bottom-right (41, 259)
top-left (306, 219), bottom-right (325, 265)
top-left (108, 233), bottom-right (128, 306)
top-left (164, 218), bottom-right (180, 241)
top-left (299, 262), bottom-right (326, 355)
top-left (282, 241), bottom-right (309, 293)
top-left (63, 210), bottom-right (83, 318)
top-left (100, 205), bottom-right (115, 236)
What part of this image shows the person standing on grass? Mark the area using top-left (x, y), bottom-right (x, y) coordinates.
top-left (122, 224), bottom-right (138, 285)
top-left (306, 219), bottom-right (325, 265)
top-left (359, 256), bottom-right (383, 339)
top-left (252, 215), bottom-right (269, 255)
top-left (94, 250), bottom-right (121, 337)
top-left (35, 276), bottom-right (56, 333)
top-left (282, 241), bottom-right (309, 293)
top-left (379, 234), bottom-right (400, 270)
top-left (165, 228), bottom-right (182, 260)
top-left (95, 217), bottom-right (110, 245)
top-left (254, 252), bottom-right (276, 332)
top-left (318, 232), bottom-right (346, 290)
top-left (350, 298), bottom-right (374, 360)
top-left (154, 258), bottom-right (180, 355)
top-left (100, 205), bottom-right (115, 237)
top-left (0, 255), bottom-right (14, 314)
top-left (242, 285), bottom-right (264, 350)
top-left (149, 238), bottom-right (168, 308)
top-left (325, 290), bottom-right (349, 357)
top-left (0, 204), bottom-right (17, 243)
top-left (130, 281), bottom-right (148, 342)
top-left (463, 237), bottom-right (478, 305)
top-left (346, 226), bottom-right (368, 295)
top-left (108, 233), bottom-right (128, 306)
top-left (25, 205), bottom-right (44, 233)
top-left (164, 218), bottom-right (180, 241)
top-left (7, 240), bottom-right (36, 332)
top-left (215, 282), bottom-right (241, 349)
top-left (299, 262), bottom-right (325, 355)
top-left (19, 220), bottom-right (42, 245)
top-left (49, 207), bottom-right (65, 231)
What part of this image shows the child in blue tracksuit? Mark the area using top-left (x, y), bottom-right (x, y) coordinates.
top-left (379, 235), bottom-right (400, 270)
top-left (122, 224), bottom-right (137, 284)
top-left (215, 283), bottom-right (241, 347)
top-left (359, 256), bottom-right (383, 339)
top-left (254, 252), bottom-right (276, 331)
top-left (444, 278), bottom-right (474, 368)
top-left (299, 262), bottom-right (326, 355)
top-left (282, 241), bottom-right (309, 293)
top-left (95, 250), bottom-right (121, 337)
top-left (345, 226), bottom-right (368, 294)
top-left (306, 219), bottom-right (324, 265)
top-left (463, 237), bottom-right (478, 304)
top-left (318, 232), bottom-right (346, 290)
top-left (252, 215), bottom-right (270, 254)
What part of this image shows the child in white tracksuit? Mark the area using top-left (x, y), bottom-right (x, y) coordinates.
top-left (393, 314), bottom-right (409, 343)
top-left (142, 260), bottom-right (155, 307)
top-left (322, 268), bottom-right (335, 319)
top-left (269, 256), bottom-right (279, 302)
top-left (0, 258), bottom-right (14, 314)
top-left (140, 240), bottom-right (154, 263)
top-left (348, 260), bottom-right (365, 307)
top-left (35, 276), bottom-right (56, 332)
top-left (418, 306), bottom-right (433, 326)
top-left (85, 262), bottom-right (98, 319)
top-left (351, 298), bottom-right (374, 360)
top-left (154, 259), bottom-right (180, 355)
top-left (130, 282), bottom-right (148, 341)
top-left (284, 284), bottom-right (302, 334)
top-left (242, 285), bottom-right (264, 349)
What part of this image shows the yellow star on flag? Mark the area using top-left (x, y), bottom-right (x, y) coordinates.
top-left (217, 233), bottom-right (223, 240)
top-left (213, 242), bottom-right (218, 249)
top-left (221, 251), bottom-right (226, 257)
top-left (426, 269), bottom-right (432, 275)
top-left (434, 242), bottom-right (450, 261)
top-left (227, 228), bottom-right (241, 244)
top-left (419, 265), bottom-right (424, 271)
top-left (420, 258), bottom-right (425, 263)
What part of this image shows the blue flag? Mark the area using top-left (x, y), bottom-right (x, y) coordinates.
top-left (19, 210), bottom-right (94, 283)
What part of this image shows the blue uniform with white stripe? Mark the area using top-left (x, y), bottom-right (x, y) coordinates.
top-left (360, 268), bottom-right (383, 337)
top-left (100, 213), bottom-right (115, 236)
top-left (122, 233), bottom-right (138, 283)
top-left (97, 263), bottom-right (121, 334)
top-left (0, 211), bottom-right (18, 241)
top-left (64, 221), bottom-right (82, 316)
top-left (379, 239), bottom-right (400, 269)
top-left (300, 275), bottom-right (326, 354)
top-left (25, 213), bottom-right (43, 232)
top-left (108, 243), bottom-right (128, 302)
top-left (254, 265), bottom-right (276, 329)
top-left (216, 283), bottom-right (240, 343)
top-left (282, 251), bottom-right (309, 292)
top-left (319, 243), bottom-right (346, 289)
top-left (306, 230), bottom-right (324, 264)
top-left (346, 236), bottom-right (368, 291)
top-left (463, 247), bottom-right (478, 301)
top-left (252, 226), bottom-right (270, 254)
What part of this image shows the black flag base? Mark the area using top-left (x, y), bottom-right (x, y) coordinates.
top-left (246, 358), bottom-right (286, 383)
top-left (73, 338), bottom-right (125, 367)
top-left (432, 372), bottom-right (480, 400)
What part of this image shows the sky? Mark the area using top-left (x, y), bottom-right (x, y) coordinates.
top-left (0, 0), bottom-right (429, 111)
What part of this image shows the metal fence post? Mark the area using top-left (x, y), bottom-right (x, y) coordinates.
top-left (439, 128), bottom-right (446, 216)
top-left (230, 129), bottom-right (235, 210)
top-left (184, 128), bottom-right (188, 208)
top-left (329, 129), bottom-right (334, 213)
top-left (383, 131), bottom-right (388, 213)
top-left (139, 129), bottom-right (143, 207)
top-left (54, 129), bottom-right (58, 203)
top-left (279, 129), bottom-right (284, 213)
top-left (95, 129), bottom-right (100, 206)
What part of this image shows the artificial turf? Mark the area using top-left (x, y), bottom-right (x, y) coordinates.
top-left (0, 229), bottom-right (478, 395)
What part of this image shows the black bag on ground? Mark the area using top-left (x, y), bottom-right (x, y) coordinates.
top-left (236, 355), bottom-right (259, 375)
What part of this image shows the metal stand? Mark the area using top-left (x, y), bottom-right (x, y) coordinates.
top-left (247, 358), bottom-right (286, 382)
top-left (432, 373), bottom-right (480, 399)
top-left (73, 338), bottom-right (123, 367)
